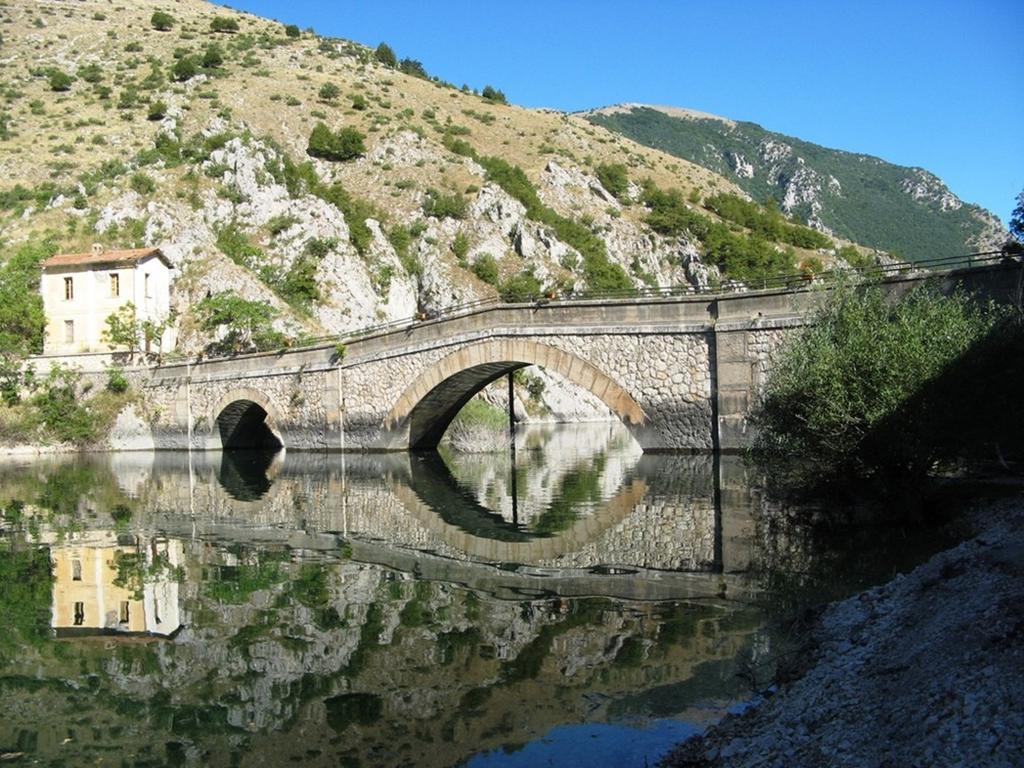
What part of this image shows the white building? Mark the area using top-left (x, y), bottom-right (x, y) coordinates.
top-left (40, 245), bottom-right (175, 355)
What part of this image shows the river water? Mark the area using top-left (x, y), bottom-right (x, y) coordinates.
top-left (0, 423), bottom-right (952, 767)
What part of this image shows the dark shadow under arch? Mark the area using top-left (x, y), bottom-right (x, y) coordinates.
top-left (216, 400), bottom-right (284, 450)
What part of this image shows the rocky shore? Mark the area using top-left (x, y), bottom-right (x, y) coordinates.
top-left (662, 493), bottom-right (1024, 768)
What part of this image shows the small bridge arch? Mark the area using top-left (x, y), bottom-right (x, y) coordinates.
top-left (384, 339), bottom-right (649, 450)
top-left (210, 387), bottom-right (284, 450)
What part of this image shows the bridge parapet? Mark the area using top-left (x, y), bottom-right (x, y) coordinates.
top-left (84, 260), bottom-right (1022, 452)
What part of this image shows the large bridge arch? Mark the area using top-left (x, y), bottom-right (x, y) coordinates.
top-left (209, 387), bottom-right (285, 450)
top-left (384, 339), bottom-right (650, 450)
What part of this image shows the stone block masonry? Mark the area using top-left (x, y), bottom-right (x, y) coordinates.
top-left (102, 261), bottom-right (1020, 452)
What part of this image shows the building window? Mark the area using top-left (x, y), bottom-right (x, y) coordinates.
top-left (119, 601), bottom-right (130, 624)
top-left (74, 602), bottom-right (85, 626)
top-left (64, 320), bottom-right (74, 343)
top-left (72, 559), bottom-right (82, 581)
top-left (144, 273), bottom-right (152, 299)
top-left (64, 276), bottom-right (74, 300)
top-left (110, 273), bottom-right (120, 297)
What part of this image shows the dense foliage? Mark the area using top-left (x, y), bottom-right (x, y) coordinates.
top-left (481, 85), bottom-right (507, 105)
top-left (703, 193), bottom-right (831, 249)
top-left (422, 188), bottom-right (468, 220)
top-left (589, 107), bottom-right (999, 263)
top-left (150, 11), bottom-right (174, 31)
top-left (196, 292), bottom-right (284, 354)
top-left (306, 123), bottom-right (366, 162)
top-left (641, 182), bottom-right (796, 282)
top-left (594, 163), bottom-right (629, 201)
top-left (751, 281), bottom-right (1018, 491)
top-left (210, 16), bottom-right (240, 33)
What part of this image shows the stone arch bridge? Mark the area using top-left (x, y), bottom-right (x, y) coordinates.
top-left (137, 261), bottom-right (1017, 452)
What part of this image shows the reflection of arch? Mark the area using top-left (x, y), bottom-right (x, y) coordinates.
top-left (211, 388), bottom-right (284, 450)
top-left (386, 340), bottom-right (647, 449)
top-left (392, 476), bottom-right (649, 564)
top-left (409, 453), bottom-right (541, 542)
top-left (217, 450), bottom-right (282, 501)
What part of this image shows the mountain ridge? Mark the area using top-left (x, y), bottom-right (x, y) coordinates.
top-left (584, 104), bottom-right (1005, 262)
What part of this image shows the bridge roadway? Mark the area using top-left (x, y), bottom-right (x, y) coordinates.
top-left (32, 259), bottom-right (1019, 452)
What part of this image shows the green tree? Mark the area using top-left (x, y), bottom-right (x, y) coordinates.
top-left (374, 42), bottom-right (397, 68)
top-left (481, 85), bottom-right (507, 105)
top-left (150, 11), bottom-right (174, 31)
top-left (470, 254), bottom-right (499, 286)
top-left (0, 243), bottom-right (48, 404)
top-left (500, 269), bottom-right (542, 302)
top-left (284, 24), bottom-right (301, 38)
top-left (398, 58), bottom-right (427, 79)
top-left (1010, 190), bottom-right (1024, 244)
top-left (210, 16), bottom-right (240, 33)
top-left (102, 302), bottom-right (139, 360)
top-left (306, 123), bottom-right (366, 162)
top-left (139, 317), bottom-right (168, 360)
top-left (196, 292), bottom-right (282, 353)
top-left (318, 82), bottom-right (340, 102)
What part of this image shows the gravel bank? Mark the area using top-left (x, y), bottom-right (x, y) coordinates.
top-left (662, 494), bottom-right (1024, 768)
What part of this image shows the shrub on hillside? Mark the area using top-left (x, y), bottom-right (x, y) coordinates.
top-left (171, 57), bottom-right (198, 82)
top-left (306, 123), bottom-right (365, 161)
top-left (595, 163), bottom-right (629, 200)
top-left (284, 24), bottom-right (301, 38)
top-left (150, 11), bottom-right (174, 31)
top-left (48, 70), bottom-right (73, 92)
top-left (77, 63), bottom-right (103, 84)
top-left (130, 172), bottom-right (156, 195)
top-left (500, 269), bottom-right (543, 302)
top-left (318, 82), bottom-right (340, 102)
top-left (422, 189), bottom-right (468, 220)
top-left (210, 17), bottom-right (240, 33)
top-left (202, 43), bottom-right (224, 69)
top-left (147, 100), bottom-right (167, 121)
top-left (470, 254), bottom-right (499, 286)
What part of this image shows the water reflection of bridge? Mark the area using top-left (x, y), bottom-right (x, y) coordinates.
top-left (1, 439), bottom-right (759, 602)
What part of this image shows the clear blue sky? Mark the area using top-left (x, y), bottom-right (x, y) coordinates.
top-left (223, 0), bottom-right (1024, 224)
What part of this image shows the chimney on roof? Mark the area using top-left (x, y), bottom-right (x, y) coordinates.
top-left (91, 243), bottom-right (103, 257)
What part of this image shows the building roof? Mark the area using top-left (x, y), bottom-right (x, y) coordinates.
top-left (42, 246), bottom-right (172, 271)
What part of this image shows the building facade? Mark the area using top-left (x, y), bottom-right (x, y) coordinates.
top-left (40, 245), bottom-right (175, 355)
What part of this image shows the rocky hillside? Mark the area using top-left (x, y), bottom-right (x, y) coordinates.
top-left (0, 0), bottom-right (882, 360)
top-left (585, 105), bottom-right (1006, 264)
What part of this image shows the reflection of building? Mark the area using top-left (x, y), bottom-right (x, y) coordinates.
top-left (49, 532), bottom-right (182, 638)
top-left (40, 245), bottom-right (175, 355)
